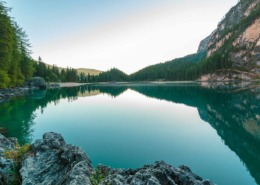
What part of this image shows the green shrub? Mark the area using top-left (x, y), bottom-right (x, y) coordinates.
top-left (4, 144), bottom-right (32, 185)
top-left (90, 168), bottom-right (109, 185)
top-left (4, 144), bottom-right (31, 162)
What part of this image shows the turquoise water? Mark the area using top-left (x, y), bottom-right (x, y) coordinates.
top-left (0, 83), bottom-right (259, 185)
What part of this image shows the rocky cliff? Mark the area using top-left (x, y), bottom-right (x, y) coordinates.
top-left (198, 0), bottom-right (260, 80)
top-left (0, 132), bottom-right (214, 185)
top-left (197, 36), bottom-right (211, 53)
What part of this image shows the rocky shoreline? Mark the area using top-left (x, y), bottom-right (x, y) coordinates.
top-left (0, 87), bottom-right (32, 104)
top-left (0, 132), bottom-right (214, 185)
top-left (0, 82), bottom-right (84, 104)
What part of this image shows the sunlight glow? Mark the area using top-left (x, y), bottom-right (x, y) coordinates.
top-left (7, 0), bottom-right (237, 73)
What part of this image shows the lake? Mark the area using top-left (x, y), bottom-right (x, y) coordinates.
top-left (0, 82), bottom-right (259, 185)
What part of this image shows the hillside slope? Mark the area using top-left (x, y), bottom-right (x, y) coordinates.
top-left (76, 68), bottom-right (102, 76)
top-left (199, 0), bottom-right (260, 80)
top-left (123, 0), bottom-right (260, 82)
top-left (45, 63), bottom-right (101, 76)
top-left (129, 52), bottom-right (206, 81)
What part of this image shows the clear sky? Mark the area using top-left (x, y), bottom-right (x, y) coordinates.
top-left (6, 0), bottom-right (237, 74)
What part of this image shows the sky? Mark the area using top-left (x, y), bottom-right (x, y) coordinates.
top-left (6, 0), bottom-right (238, 74)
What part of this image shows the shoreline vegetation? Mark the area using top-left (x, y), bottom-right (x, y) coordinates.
top-left (0, 82), bottom-right (259, 184)
top-left (0, 0), bottom-right (259, 184)
top-left (1, 1), bottom-right (260, 90)
top-left (1, 80), bottom-right (259, 104)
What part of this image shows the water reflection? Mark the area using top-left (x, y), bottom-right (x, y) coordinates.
top-left (0, 83), bottom-right (259, 184)
top-left (129, 83), bottom-right (260, 184)
top-left (0, 87), bottom-right (81, 143)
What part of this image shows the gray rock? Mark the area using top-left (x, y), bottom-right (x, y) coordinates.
top-left (0, 134), bottom-right (17, 152)
top-left (99, 161), bottom-right (215, 185)
top-left (26, 77), bottom-right (47, 89)
top-left (20, 132), bottom-right (93, 185)
top-left (202, 0), bottom-right (260, 77)
top-left (0, 134), bottom-right (18, 184)
top-left (197, 35), bottom-right (211, 53)
top-left (0, 132), bottom-right (215, 185)
top-left (0, 87), bottom-right (32, 104)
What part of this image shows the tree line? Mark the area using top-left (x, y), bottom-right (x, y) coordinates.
top-left (96, 51), bottom-right (232, 82)
top-left (0, 1), bottom-right (97, 88)
top-left (0, 1), bottom-right (34, 88)
top-left (89, 1), bottom-right (260, 82)
top-left (1, 0), bottom-right (256, 88)
top-left (34, 57), bottom-right (78, 82)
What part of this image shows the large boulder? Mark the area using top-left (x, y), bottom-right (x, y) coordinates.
top-left (0, 132), bottom-right (213, 185)
top-left (98, 161), bottom-right (214, 185)
top-left (20, 132), bottom-right (93, 185)
top-left (26, 77), bottom-right (47, 89)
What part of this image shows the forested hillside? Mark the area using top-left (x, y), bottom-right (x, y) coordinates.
top-left (97, 68), bottom-right (128, 82)
top-left (0, 1), bottom-right (34, 88)
top-left (34, 57), bottom-right (78, 82)
top-left (198, 0), bottom-right (260, 80)
top-left (89, 50), bottom-right (233, 82)
top-left (129, 52), bottom-right (207, 81)
top-left (0, 1), bottom-right (98, 87)
top-left (102, 0), bottom-right (260, 82)
top-left (0, 2), bottom-right (79, 87)
top-left (1, 0), bottom-right (259, 86)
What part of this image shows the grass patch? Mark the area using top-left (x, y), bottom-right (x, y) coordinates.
top-left (90, 168), bottom-right (109, 185)
top-left (4, 144), bottom-right (31, 162)
top-left (4, 144), bottom-right (32, 185)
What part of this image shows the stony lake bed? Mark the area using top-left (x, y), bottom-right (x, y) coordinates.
top-left (0, 82), bottom-right (259, 185)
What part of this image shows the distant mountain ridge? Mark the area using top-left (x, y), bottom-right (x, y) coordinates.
top-left (103, 0), bottom-right (260, 82)
top-left (129, 52), bottom-right (206, 81)
top-left (1, 0), bottom-right (258, 86)
top-left (76, 68), bottom-right (102, 76)
top-left (45, 63), bottom-right (102, 76)
top-left (131, 0), bottom-right (260, 81)
top-left (40, 0), bottom-right (260, 82)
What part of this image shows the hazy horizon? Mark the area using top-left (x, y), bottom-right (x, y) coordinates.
top-left (7, 0), bottom-right (237, 74)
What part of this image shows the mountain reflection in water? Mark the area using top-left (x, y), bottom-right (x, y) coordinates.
top-left (0, 82), bottom-right (259, 184)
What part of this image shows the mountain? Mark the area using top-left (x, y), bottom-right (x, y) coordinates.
top-left (129, 52), bottom-right (206, 81)
top-left (76, 68), bottom-right (102, 76)
top-left (112, 0), bottom-right (259, 82)
top-left (30, 0), bottom-right (260, 83)
top-left (92, 52), bottom-right (207, 82)
top-left (97, 68), bottom-right (128, 82)
top-left (130, 0), bottom-right (260, 82)
top-left (45, 63), bottom-right (101, 76)
top-left (198, 0), bottom-right (260, 80)
top-left (197, 35), bottom-right (211, 53)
